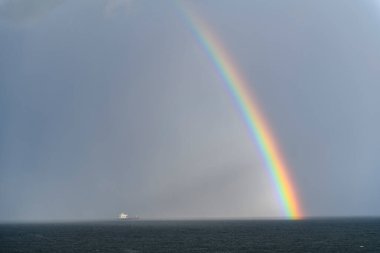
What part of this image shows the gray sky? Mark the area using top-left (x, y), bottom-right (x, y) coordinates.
top-left (1, 0), bottom-right (380, 221)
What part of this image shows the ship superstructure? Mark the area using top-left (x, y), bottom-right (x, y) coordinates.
top-left (119, 212), bottom-right (128, 219)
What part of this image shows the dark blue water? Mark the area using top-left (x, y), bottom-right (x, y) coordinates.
top-left (1, 218), bottom-right (379, 252)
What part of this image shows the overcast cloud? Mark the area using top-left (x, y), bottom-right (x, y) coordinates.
top-left (1, 0), bottom-right (380, 221)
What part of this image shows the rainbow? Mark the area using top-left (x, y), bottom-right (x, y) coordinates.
top-left (177, 1), bottom-right (303, 219)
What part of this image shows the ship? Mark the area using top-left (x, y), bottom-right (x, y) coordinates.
top-left (118, 212), bottom-right (139, 221)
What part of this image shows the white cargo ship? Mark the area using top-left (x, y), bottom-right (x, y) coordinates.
top-left (118, 212), bottom-right (139, 220)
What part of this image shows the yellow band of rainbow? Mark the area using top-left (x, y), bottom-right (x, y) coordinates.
top-left (177, 1), bottom-right (303, 219)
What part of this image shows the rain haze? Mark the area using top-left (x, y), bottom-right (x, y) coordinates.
top-left (1, 0), bottom-right (380, 222)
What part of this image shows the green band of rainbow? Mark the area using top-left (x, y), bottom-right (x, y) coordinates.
top-left (177, 1), bottom-right (303, 219)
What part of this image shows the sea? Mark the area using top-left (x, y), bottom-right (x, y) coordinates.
top-left (1, 218), bottom-right (379, 252)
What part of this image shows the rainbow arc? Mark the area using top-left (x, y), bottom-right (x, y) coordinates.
top-left (177, 1), bottom-right (303, 219)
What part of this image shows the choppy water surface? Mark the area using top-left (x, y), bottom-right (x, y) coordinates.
top-left (1, 218), bottom-right (379, 252)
